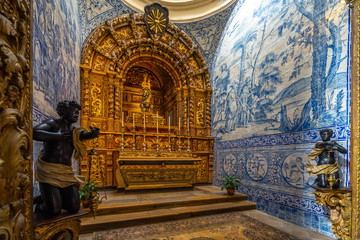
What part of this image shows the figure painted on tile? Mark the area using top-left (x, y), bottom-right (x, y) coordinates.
top-left (33, 100), bottom-right (100, 216)
top-left (307, 129), bottom-right (347, 188)
top-left (284, 157), bottom-right (306, 187)
top-left (225, 85), bottom-right (240, 131)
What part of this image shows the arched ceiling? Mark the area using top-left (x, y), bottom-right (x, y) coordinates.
top-left (121, 0), bottom-right (237, 23)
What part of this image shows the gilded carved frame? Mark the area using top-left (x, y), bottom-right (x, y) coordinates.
top-left (350, 1), bottom-right (360, 239)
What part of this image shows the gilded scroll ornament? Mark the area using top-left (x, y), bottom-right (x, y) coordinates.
top-left (195, 155), bottom-right (208, 182)
top-left (90, 154), bottom-right (106, 185)
top-left (94, 55), bottom-right (107, 71)
top-left (118, 26), bottom-right (133, 39)
top-left (91, 83), bottom-right (102, 116)
top-left (312, 187), bottom-right (351, 240)
top-left (34, 218), bottom-right (81, 240)
top-left (196, 99), bottom-right (205, 126)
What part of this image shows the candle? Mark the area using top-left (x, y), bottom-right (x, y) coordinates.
top-left (178, 117), bottom-right (181, 133)
top-left (133, 113), bottom-right (135, 128)
top-left (187, 118), bottom-right (190, 132)
top-left (168, 116), bottom-right (170, 131)
top-left (156, 111), bottom-right (159, 134)
top-left (122, 112), bottom-right (124, 127)
top-left (144, 113), bottom-right (146, 129)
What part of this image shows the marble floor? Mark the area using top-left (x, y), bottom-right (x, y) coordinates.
top-left (79, 185), bottom-right (335, 240)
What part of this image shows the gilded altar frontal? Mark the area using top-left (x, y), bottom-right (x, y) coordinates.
top-left (79, 12), bottom-right (213, 189)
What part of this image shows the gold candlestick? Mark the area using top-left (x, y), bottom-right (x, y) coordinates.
top-left (328, 174), bottom-right (335, 189)
top-left (121, 126), bottom-right (125, 150)
top-left (143, 114), bottom-right (147, 151)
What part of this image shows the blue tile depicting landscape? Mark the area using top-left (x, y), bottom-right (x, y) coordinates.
top-left (33, 0), bottom-right (81, 121)
top-left (211, 0), bottom-right (350, 237)
top-left (78, 0), bottom-right (134, 45)
top-left (33, 0), bottom-right (82, 195)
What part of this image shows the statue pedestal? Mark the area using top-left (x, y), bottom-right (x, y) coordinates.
top-left (34, 210), bottom-right (88, 240)
top-left (311, 185), bottom-right (351, 240)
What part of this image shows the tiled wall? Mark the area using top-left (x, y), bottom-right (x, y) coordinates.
top-left (78, 0), bottom-right (235, 66)
top-left (211, 0), bottom-right (350, 237)
top-left (33, 0), bottom-right (82, 195)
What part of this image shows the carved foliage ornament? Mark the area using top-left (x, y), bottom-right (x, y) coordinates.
top-left (313, 189), bottom-right (351, 240)
top-left (144, 2), bottom-right (169, 36)
top-left (0, 1), bottom-right (32, 239)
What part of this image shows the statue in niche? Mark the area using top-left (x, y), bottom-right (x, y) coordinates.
top-left (33, 100), bottom-right (100, 216)
top-left (140, 72), bottom-right (153, 112)
top-left (307, 129), bottom-right (347, 188)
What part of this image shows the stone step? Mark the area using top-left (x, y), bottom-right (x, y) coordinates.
top-left (80, 200), bottom-right (256, 234)
top-left (83, 193), bottom-right (248, 216)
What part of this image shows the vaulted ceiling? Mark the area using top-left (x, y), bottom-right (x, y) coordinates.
top-left (121, 0), bottom-right (237, 22)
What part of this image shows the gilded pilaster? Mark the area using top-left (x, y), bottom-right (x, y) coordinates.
top-left (205, 89), bottom-right (212, 137)
top-left (106, 72), bottom-right (115, 131)
top-left (81, 67), bottom-right (91, 128)
top-left (189, 86), bottom-right (196, 136)
top-left (114, 76), bottom-right (121, 131)
top-left (0, 1), bottom-right (33, 239)
top-left (350, 0), bottom-right (360, 239)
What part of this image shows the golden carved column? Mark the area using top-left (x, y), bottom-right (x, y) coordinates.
top-left (182, 87), bottom-right (189, 134)
top-left (189, 86), bottom-right (195, 136)
top-left (106, 72), bottom-right (115, 131)
top-left (0, 1), bottom-right (33, 239)
top-left (113, 77), bottom-right (122, 132)
top-left (81, 67), bottom-right (91, 128)
top-left (311, 186), bottom-right (351, 240)
top-left (349, 0), bottom-right (360, 239)
top-left (176, 88), bottom-right (183, 134)
top-left (205, 89), bottom-right (212, 137)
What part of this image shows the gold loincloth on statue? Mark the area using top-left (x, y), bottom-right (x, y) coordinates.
top-left (35, 127), bottom-right (87, 189)
top-left (306, 162), bottom-right (338, 175)
top-left (35, 157), bottom-right (84, 189)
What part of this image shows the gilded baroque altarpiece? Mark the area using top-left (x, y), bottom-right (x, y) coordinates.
top-left (80, 12), bottom-right (214, 189)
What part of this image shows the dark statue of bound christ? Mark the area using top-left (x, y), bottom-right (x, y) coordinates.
top-left (307, 129), bottom-right (347, 188)
top-left (33, 100), bottom-right (100, 216)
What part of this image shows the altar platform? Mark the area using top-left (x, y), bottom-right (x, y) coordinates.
top-left (79, 185), bottom-right (256, 234)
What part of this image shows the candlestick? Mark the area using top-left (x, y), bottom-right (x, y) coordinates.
top-left (133, 113), bottom-right (135, 129)
top-left (156, 111), bottom-right (159, 135)
top-left (187, 118), bottom-right (190, 134)
top-left (122, 112), bottom-right (124, 127)
top-left (144, 113), bottom-right (146, 129)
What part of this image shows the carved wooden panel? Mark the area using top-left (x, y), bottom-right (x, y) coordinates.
top-left (0, 1), bottom-right (33, 239)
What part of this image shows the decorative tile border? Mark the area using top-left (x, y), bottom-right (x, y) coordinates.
top-left (214, 125), bottom-right (350, 150)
